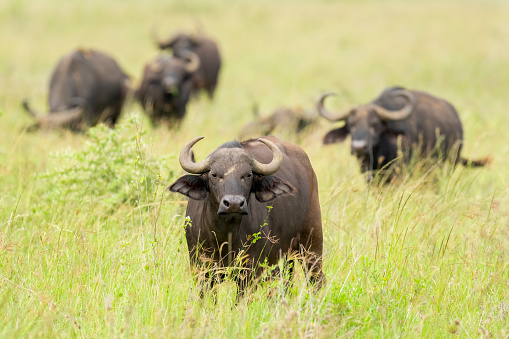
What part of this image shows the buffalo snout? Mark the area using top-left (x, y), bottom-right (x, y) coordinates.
top-left (217, 195), bottom-right (248, 215)
top-left (163, 76), bottom-right (179, 92)
top-left (351, 139), bottom-right (369, 156)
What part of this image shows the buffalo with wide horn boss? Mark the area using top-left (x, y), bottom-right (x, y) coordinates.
top-left (318, 86), bottom-right (489, 180)
top-left (135, 53), bottom-right (200, 126)
top-left (153, 30), bottom-right (221, 99)
top-left (169, 136), bottom-right (325, 297)
top-left (23, 48), bottom-right (129, 130)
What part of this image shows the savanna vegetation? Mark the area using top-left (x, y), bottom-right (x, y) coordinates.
top-left (1, 0), bottom-right (509, 337)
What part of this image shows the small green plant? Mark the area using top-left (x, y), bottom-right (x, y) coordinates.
top-left (248, 205), bottom-right (274, 243)
top-left (183, 216), bottom-right (192, 229)
top-left (251, 231), bottom-right (261, 244)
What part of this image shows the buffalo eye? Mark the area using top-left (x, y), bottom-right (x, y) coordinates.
top-left (242, 173), bottom-right (253, 181)
top-left (211, 173), bottom-right (223, 180)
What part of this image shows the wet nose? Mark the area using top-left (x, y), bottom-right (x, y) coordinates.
top-left (217, 195), bottom-right (248, 215)
top-left (351, 139), bottom-right (368, 155)
top-left (163, 76), bottom-right (178, 92)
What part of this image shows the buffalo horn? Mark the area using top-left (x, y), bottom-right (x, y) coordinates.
top-left (317, 92), bottom-right (351, 122)
top-left (179, 136), bottom-right (212, 174)
top-left (183, 51), bottom-right (200, 73)
top-left (372, 89), bottom-right (416, 121)
top-left (251, 138), bottom-right (283, 175)
top-left (189, 32), bottom-right (202, 45)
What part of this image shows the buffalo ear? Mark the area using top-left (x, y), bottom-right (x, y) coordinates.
top-left (253, 175), bottom-right (294, 202)
top-left (323, 126), bottom-right (349, 144)
top-left (168, 174), bottom-right (208, 200)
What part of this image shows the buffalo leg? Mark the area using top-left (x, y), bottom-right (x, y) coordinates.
top-left (206, 85), bottom-right (216, 100)
top-left (302, 249), bottom-right (325, 290)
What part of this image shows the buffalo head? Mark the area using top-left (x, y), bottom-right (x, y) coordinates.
top-left (153, 31), bottom-right (201, 56)
top-left (169, 137), bottom-right (293, 222)
top-left (318, 89), bottom-right (416, 162)
top-left (136, 53), bottom-right (199, 124)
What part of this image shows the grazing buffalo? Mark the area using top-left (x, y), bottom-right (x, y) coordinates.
top-left (154, 32), bottom-right (221, 98)
top-left (135, 54), bottom-right (200, 125)
top-left (23, 48), bottom-right (129, 130)
top-left (239, 106), bottom-right (317, 140)
top-left (169, 136), bottom-right (325, 297)
top-left (318, 86), bottom-right (488, 179)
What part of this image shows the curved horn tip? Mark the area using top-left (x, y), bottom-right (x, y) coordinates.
top-left (251, 137), bottom-right (283, 175)
top-left (178, 136), bottom-right (211, 174)
top-left (317, 92), bottom-right (350, 122)
top-left (318, 92), bottom-right (337, 104)
top-left (373, 89), bottom-right (416, 121)
top-left (179, 136), bottom-right (204, 160)
top-left (183, 51), bottom-right (200, 73)
top-left (318, 92), bottom-right (335, 105)
top-left (190, 136), bottom-right (205, 143)
top-left (321, 91), bottom-right (337, 98)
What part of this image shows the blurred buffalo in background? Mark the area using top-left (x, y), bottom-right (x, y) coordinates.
top-left (318, 86), bottom-right (489, 180)
top-left (23, 48), bottom-right (129, 130)
top-left (239, 106), bottom-right (317, 140)
top-left (135, 53), bottom-right (200, 126)
top-left (153, 31), bottom-right (221, 99)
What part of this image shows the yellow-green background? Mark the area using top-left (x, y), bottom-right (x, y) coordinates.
top-left (1, 0), bottom-right (508, 337)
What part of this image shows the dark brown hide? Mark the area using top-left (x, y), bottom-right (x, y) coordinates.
top-left (169, 136), bottom-right (324, 296)
top-left (157, 33), bottom-right (221, 98)
top-left (319, 86), bottom-right (488, 177)
top-left (23, 48), bottom-right (129, 129)
top-left (135, 55), bottom-right (196, 125)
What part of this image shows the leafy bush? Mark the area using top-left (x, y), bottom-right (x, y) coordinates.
top-left (38, 115), bottom-right (175, 214)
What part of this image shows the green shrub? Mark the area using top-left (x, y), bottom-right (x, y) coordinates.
top-left (38, 115), bottom-right (175, 214)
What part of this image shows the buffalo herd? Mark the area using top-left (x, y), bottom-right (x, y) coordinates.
top-left (21, 27), bottom-right (489, 298)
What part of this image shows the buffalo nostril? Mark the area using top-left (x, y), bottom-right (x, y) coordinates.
top-left (223, 200), bottom-right (230, 207)
top-left (239, 200), bottom-right (244, 207)
top-left (352, 140), bottom-right (368, 150)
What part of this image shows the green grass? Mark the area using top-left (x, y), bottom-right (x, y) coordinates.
top-left (1, 0), bottom-right (509, 337)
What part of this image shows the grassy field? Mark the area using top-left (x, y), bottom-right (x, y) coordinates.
top-left (1, 0), bottom-right (509, 337)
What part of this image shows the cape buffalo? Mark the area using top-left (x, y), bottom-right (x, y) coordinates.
top-left (154, 32), bottom-right (221, 99)
top-left (169, 136), bottom-right (325, 297)
top-left (135, 53), bottom-right (200, 126)
top-left (23, 48), bottom-right (129, 130)
top-left (318, 86), bottom-right (488, 179)
top-left (239, 106), bottom-right (317, 140)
